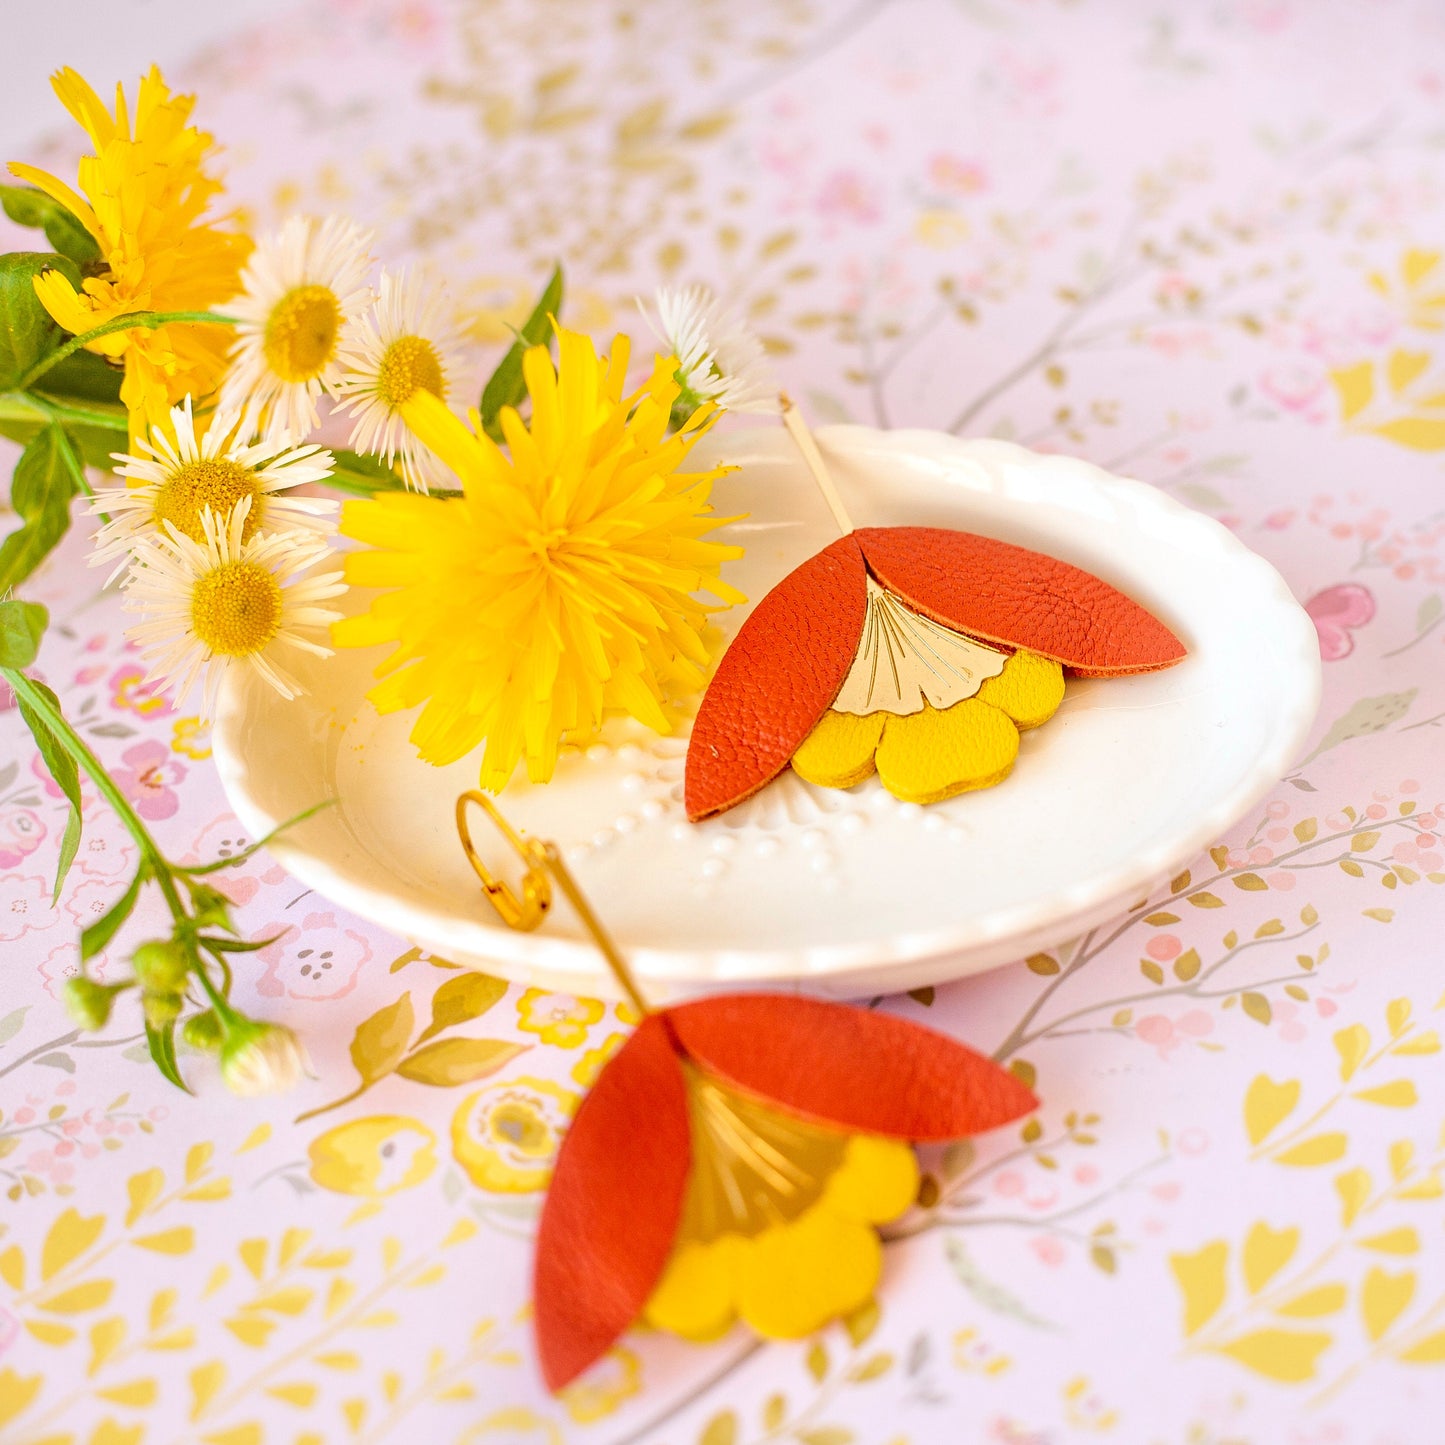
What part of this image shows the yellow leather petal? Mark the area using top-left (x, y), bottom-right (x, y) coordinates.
top-left (875, 698), bottom-right (1019, 804)
top-left (792, 709), bottom-right (884, 789)
top-left (736, 1209), bottom-right (881, 1339)
top-left (822, 1136), bottom-right (919, 1224)
top-left (643, 1235), bottom-right (741, 1342)
top-left (976, 648), bottom-right (1065, 730)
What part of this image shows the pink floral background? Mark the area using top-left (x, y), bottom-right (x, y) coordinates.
top-left (4, 2), bottom-right (1445, 1442)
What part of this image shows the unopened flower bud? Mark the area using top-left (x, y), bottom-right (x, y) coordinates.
top-left (142, 990), bottom-right (184, 1028)
top-left (181, 1010), bottom-right (224, 1051)
top-left (132, 939), bottom-right (190, 993)
top-left (63, 976), bottom-right (116, 1031)
top-left (219, 1019), bottom-right (308, 1097)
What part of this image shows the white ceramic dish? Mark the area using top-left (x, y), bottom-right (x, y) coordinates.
top-left (212, 426), bottom-right (1321, 1001)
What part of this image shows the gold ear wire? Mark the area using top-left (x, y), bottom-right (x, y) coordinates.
top-left (455, 791), bottom-right (652, 1017)
top-left (455, 791), bottom-right (552, 931)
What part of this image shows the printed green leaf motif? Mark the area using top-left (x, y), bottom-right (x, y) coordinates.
top-left (1241, 992), bottom-right (1272, 1026)
top-left (1330, 360), bottom-right (1374, 421)
top-left (1173, 948), bottom-right (1201, 982)
top-left (1242, 1222), bottom-right (1298, 1294)
top-left (1301, 690), bottom-right (1417, 765)
top-left (0, 599), bottom-right (48, 667)
top-left (805, 1340), bottom-right (829, 1383)
top-left (414, 972), bottom-right (509, 1046)
top-left (1233, 872), bottom-right (1268, 891)
top-left (1274, 1133), bottom-right (1346, 1167)
top-left (1170, 1241), bottom-right (1228, 1335)
top-left (1335, 1167), bottom-right (1372, 1227)
top-left (1369, 417), bottom-right (1445, 450)
top-left (1188, 891), bottom-right (1224, 908)
top-left (350, 993), bottom-right (415, 1083)
top-left (1213, 1328), bottom-right (1332, 1382)
top-left (945, 1237), bottom-right (1057, 1330)
top-left (478, 262), bottom-right (564, 440)
top-left (1244, 1075), bottom-right (1299, 1146)
top-left (394, 1038), bottom-right (524, 1087)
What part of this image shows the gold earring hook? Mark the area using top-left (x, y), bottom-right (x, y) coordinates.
top-left (455, 791), bottom-right (652, 1017)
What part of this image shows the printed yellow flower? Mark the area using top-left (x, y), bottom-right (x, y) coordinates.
top-left (557, 1348), bottom-right (643, 1424)
top-left (121, 494), bottom-right (346, 715)
top-left (331, 267), bottom-right (461, 490)
top-left (452, 1078), bottom-right (577, 1192)
top-left (643, 1069), bottom-right (918, 1341)
top-left (8, 67), bottom-right (252, 439)
top-left (517, 988), bottom-right (605, 1049)
top-left (89, 396), bottom-right (337, 579)
top-left (307, 1116), bottom-right (438, 1197)
top-left (334, 326), bottom-right (744, 789)
top-left (219, 214), bottom-right (373, 443)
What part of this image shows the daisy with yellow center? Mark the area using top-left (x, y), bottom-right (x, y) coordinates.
top-left (334, 326), bottom-right (744, 790)
top-left (331, 268), bottom-right (461, 491)
top-left (219, 215), bottom-right (373, 443)
top-left (8, 67), bottom-right (252, 440)
top-left (644, 1069), bottom-right (917, 1342)
top-left (89, 397), bottom-right (338, 579)
top-left (122, 495), bottom-right (346, 715)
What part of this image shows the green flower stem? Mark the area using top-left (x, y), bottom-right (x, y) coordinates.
top-left (191, 955), bottom-right (244, 1028)
top-left (0, 391), bottom-right (130, 434)
top-left (15, 309), bottom-right (240, 393)
top-left (1, 667), bottom-right (186, 925)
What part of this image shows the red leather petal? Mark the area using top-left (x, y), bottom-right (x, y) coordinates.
top-left (686, 534), bottom-right (868, 821)
top-left (534, 1014), bottom-right (690, 1390)
top-left (666, 995), bottom-right (1037, 1139)
top-left (856, 526), bottom-right (1186, 676)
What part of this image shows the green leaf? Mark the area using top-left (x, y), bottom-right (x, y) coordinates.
top-left (0, 599), bottom-right (48, 667)
top-left (478, 263), bottom-right (563, 441)
top-left (13, 677), bottom-right (83, 901)
top-left (0, 252), bottom-right (82, 387)
top-left (196, 934), bottom-right (284, 954)
top-left (0, 424), bottom-right (80, 592)
top-left (322, 449), bottom-right (409, 496)
top-left (0, 186), bottom-right (101, 267)
top-left (394, 1037), bottom-right (525, 1087)
top-left (415, 972), bottom-right (509, 1046)
top-left (145, 1019), bottom-right (189, 1092)
top-left (179, 799), bottom-right (334, 874)
top-left (34, 349), bottom-right (124, 407)
top-left (82, 869), bottom-right (147, 961)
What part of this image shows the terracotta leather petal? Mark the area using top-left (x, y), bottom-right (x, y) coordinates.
top-left (534, 1014), bottom-right (691, 1390)
top-left (856, 526), bottom-right (1186, 677)
top-left (666, 995), bottom-right (1037, 1139)
top-left (686, 534), bottom-right (868, 820)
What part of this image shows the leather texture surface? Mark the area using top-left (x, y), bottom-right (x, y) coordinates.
top-left (533, 1014), bottom-right (692, 1390)
top-left (685, 534), bottom-right (868, 820)
top-left (856, 526), bottom-right (1187, 676)
top-left (666, 994), bottom-right (1039, 1140)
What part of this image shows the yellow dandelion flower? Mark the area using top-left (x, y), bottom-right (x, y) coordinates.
top-left (8, 67), bottom-right (252, 439)
top-left (334, 326), bottom-right (744, 789)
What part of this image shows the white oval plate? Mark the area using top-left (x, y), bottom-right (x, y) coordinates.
top-left (212, 426), bottom-right (1321, 1001)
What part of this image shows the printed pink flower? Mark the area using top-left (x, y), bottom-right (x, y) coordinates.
top-left (928, 153), bottom-right (988, 197)
top-left (108, 662), bottom-right (174, 719)
top-left (1135, 1011), bottom-right (1213, 1059)
top-left (111, 741), bottom-right (187, 821)
top-left (255, 912), bottom-right (371, 1000)
top-left (0, 810), bottom-right (46, 869)
top-left (1305, 583), bottom-right (1375, 661)
top-left (816, 169), bottom-right (882, 224)
top-left (1258, 362), bottom-right (1328, 420)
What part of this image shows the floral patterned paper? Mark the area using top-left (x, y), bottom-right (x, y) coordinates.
top-left (4, 1), bottom-right (1445, 1440)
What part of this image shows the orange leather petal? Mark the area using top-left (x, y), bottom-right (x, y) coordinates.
top-left (534, 1014), bottom-right (691, 1390)
top-left (856, 526), bottom-right (1186, 676)
top-left (666, 995), bottom-right (1037, 1139)
top-left (686, 534), bottom-right (868, 821)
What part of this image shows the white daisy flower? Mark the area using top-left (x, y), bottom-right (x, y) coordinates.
top-left (218, 215), bottom-right (374, 444)
top-left (89, 397), bottom-right (338, 581)
top-left (643, 284), bottom-right (778, 415)
top-left (219, 1020), bottom-right (309, 1097)
top-left (122, 495), bottom-right (347, 716)
top-left (330, 268), bottom-right (461, 491)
